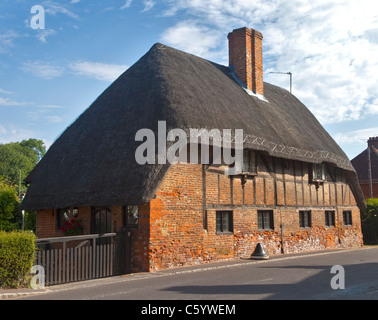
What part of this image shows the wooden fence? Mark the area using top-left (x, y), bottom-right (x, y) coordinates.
top-left (34, 232), bottom-right (128, 286)
top-left (362, 224), bottom-right (378, 245)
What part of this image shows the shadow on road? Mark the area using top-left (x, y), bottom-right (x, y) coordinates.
top-left (161, 262), bottom-right (378, 300)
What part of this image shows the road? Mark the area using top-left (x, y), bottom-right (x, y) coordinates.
top-left (17, 247), bottom-right (378, 301)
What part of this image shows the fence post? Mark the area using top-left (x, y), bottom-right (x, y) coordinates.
top-left (116, 227), bottom-right (132, 275)
top-left (117, 227), bottom-right (125, 275)
top-left (125, 227), bottom-right (132, 274)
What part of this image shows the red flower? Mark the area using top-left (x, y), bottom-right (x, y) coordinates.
top-left (61, 218), bottom-right (83, 236)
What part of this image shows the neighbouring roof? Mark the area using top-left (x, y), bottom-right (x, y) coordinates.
top-left (351, 146), bottom-right (378, 183)
top-left (22, 43), bottom-right (365, 210)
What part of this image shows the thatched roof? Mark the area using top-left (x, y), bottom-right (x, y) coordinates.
top-left (22, 43), bottom-right (365, 210)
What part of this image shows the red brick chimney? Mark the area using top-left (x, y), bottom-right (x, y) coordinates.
top-left (228, 27), bottom-right (264, 96)
top-left (368, 137), bottom-right (378, 148)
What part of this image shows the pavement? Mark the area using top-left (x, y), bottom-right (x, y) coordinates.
top-left (0, 247), bottom-right (372, 300)
top-left (0, 287), bottom-right (47, 300)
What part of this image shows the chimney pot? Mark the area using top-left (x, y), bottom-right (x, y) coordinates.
top-left (368, 137), bottom-right (378, 147)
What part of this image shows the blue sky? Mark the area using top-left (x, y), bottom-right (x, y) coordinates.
top-left (1, 0), bottom-right (378, 160)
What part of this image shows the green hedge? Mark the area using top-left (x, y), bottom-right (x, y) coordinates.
top-left (0, 231), bottom-right (36, 288)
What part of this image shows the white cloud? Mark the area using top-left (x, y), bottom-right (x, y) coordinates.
top-left (45, 115), bottom-right (63, 123)
top-left (161, 0), bottom-right (378, 125)
top-left (22, 61), bottom-right (64, 79)
top-left (37, 29), bottom-right (56, 43)
top-left (0, 122), bottom-right (54, 150)
top-left (362, 97), bottom-right (378, 116)
top-left (0, 88), bottom-right (15, 95)
top-left (27, 110), bottom-right (63, 124)
top-left (0, 97), bottom-right (31, 107)
top-left (121, 0), bottom-right (133, 10)
top-left (0, 124), bottom-right (7, 136)
top-left (0, 30), bottom-right (18, 54)
top-left (142, 0), bottom-right (155, 12)
top-left (334, 127), bottom-right (378, 147)
top-left (0, 89), bottom-right (32, 107)
top-left (38, 104), bottom-right (65, 109)
top-left (0, 124), bottom-right (39, 145)
top-left (258, 0), bottom-right (378, 124)
top-left (21, 60), bottom-right (128, 82)
top-left (69, 61), bottom-right (128, 82)
top-left (161, 21), bottom-right (224, 59)
top-left (43, 1), bottom-right (79, 19)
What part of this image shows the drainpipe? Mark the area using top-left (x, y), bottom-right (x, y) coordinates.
top-left (368, 145), bottom-right (373, 198)
top-left (280, 223), bottom-right (284, 254)
top-left (280, 210), bottom-right (284, 254)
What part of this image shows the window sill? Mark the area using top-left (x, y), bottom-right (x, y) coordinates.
top-left (240, 172), bottom-right (257, 176)
top-left (216, 231), bottom-right (234, 235)
top-left (312, 180), bottom-right (325, 183)
top-left (124, 224), bottom-right (139, 229)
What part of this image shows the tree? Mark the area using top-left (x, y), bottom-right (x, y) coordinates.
top-left (0, 139), bottom-right (45, 232)
top-left (0, 139), bottom-right (46, 193)
top-left (362, 199), bottom-right (378, 222)
top-left (19, 139), bottom-right (46, 164)
top-left (361, 198), bottom-right (378, 244)
top-left (0, 177), bottom-right (20, 231)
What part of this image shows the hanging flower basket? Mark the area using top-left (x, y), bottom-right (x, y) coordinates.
top-left (60, 218), bottom-right (83, 236)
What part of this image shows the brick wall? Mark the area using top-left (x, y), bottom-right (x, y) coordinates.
top-left (35, 153), bottom-right (363, 273)
top-left (359, 182), bottom-right (378, 199)
top-left (131, 203), bottom-right (150, 272)
top-left (36, 209), bottom-right (57, 238)
top-left (149, 164), bottom-right (205, 270)
top-left (147, 154), bottom-right (363, 271)
top-left (36, 206), bottom-right (94, 238)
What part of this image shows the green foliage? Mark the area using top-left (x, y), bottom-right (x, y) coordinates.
top-left (0, 138), bottom-right (46, 192)
top-left (0, 139), bottom-right (44, 232)
top-left (0, 177), bottom-right (20, 231)
top-left (361, 198), bottom-right (378, 245)
top-left (0, 231), bottom-right (36, 288)
top-left (362, 198), bottom-right (378, 223)
top-left (23, 211), bottom-right (36, 232)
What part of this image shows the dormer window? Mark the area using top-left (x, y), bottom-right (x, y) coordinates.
top-left (312, 163), bottom-right (326, 182)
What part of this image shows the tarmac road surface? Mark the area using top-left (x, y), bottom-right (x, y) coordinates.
top-left (8, 247), bottom-right (378, 301)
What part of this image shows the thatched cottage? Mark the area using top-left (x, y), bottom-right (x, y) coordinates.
top-left (22, 27), bottom-right (364, 272)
